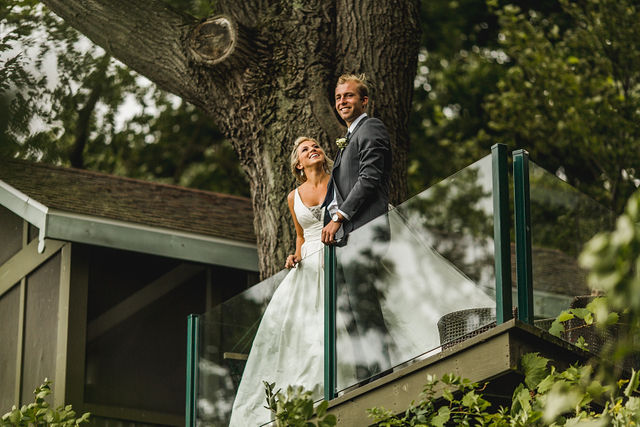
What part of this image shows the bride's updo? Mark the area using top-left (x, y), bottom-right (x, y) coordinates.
top-left (290, 136), bottom-right (333, 183)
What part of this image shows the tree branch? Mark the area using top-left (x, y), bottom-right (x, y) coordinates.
top-left (70, 66), bottom-right (105, 169)
top-left (41, 0), bottom-right (204, 105)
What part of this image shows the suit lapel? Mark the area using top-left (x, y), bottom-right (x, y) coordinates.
top-left (333, 116), bottom-right (368, 170)
top-left (349, 115), bottom-right (368, 139)
top-left (335, 145), bottom-right (346, 166)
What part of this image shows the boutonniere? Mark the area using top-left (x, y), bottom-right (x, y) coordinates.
top-left (336, 137), bottom-right (348, 149)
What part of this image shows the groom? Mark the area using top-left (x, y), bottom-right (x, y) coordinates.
top-left (321, 73), bottom-right (393, 381)
top-left (321, 73), bottom-right (391, 243)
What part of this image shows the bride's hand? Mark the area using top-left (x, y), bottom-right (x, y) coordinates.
top-left (285, 254), bottom-right (300, 269)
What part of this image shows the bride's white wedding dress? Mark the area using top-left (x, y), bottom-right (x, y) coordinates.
top-left (228, 188), bottom-right (328, 426)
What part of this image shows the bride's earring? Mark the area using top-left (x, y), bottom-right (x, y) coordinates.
top-left (300, 169), bottom-right (304, 177)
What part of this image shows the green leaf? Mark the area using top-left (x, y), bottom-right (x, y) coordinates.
top-left (585, 380), bottom-right (606, 400)
top-left (316, 400), bottom-right (328, 417)
top-left (605, 312), bottom-right (619, 326)
top-left (461, 391), bottom-right (478, 408)
top-left (556, 311), bottom-right (575, 323)
top-left (320, 414), bottom-right (336, 426)
top-left (522, 353), bottom-right (550, 389)
top-left (431, 406), bottom-right (450, 427)
top-left (624, 370), bottom-right (639, 397)
top-left (542, 385), bottom-right (583, 423)
top-left (549, 319), bottom-right (565, 337)
top-left (8, 408), bottom-right (22, 424)
top-left (511, 384), bottom-right (532, 416)
top-left (44, 408), bottom-right (56, 423)
top-left (570, 308), bottom-right (591, 321)
top-left (625, 396), bottom-right (640, 413)
top-left (575, 336), bottom-right (588, 349)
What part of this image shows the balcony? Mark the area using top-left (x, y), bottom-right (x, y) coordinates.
top-left (186, 145), bottom-right (617, 426)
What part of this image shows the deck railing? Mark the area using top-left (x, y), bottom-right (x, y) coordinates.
top-left (185, 143), bottom-right (614, 425)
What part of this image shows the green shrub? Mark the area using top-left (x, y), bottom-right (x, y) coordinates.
top-left (368, 353), bottom-right (640, 426)
top-left (1, 380), bottom-right (90, 426)
top-left (263, 381), bottom-right (336, 427)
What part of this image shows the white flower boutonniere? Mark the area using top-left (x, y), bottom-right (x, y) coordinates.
top-left (336, 137), bottom-right (348, 149)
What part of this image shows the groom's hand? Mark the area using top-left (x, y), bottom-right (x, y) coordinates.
top-left (322, 221), bottom-right (342, 245)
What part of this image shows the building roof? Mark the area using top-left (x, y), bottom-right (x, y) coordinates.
top-left (0, 159), bottom-right (258, 271)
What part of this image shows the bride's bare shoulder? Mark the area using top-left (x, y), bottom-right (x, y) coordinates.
top-left (287, 188), bottom-right (298, 205)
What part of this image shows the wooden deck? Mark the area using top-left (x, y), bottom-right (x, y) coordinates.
top-left (325, 319), bottom-right (590, 426)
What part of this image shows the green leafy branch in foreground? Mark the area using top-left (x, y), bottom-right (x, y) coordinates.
top-left (368, 353), bottom-right (640, 426)
top-left (1, 379), bottom-right (90, 426)
top-left (578, 189), bottom-right (640, 364)
top-left (263, 381), bottom-right (336, 427)
top-left (548, 297), bottom-right (620, 350)
top-left (368, 372), bottom-right (491, 426)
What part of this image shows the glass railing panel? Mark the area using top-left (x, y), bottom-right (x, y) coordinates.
top-left (334, 154), bottom-right (497, 392)
top-left (528, 161), bottom-right (614, 326)
top-left (196, 246), bottom-right (324, 426)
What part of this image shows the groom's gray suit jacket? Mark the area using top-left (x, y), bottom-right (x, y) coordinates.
top-left (324, 116), bottom-right (392, 236)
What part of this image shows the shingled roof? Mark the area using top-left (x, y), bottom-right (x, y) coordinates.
top-left (0, 159), bottom-right (258, 270)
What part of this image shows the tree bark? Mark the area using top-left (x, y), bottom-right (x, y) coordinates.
top-left (41, 0), bottom-right (420, 278)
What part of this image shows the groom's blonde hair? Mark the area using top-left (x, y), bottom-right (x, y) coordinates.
top-left (290, 136), bottom-right (333, 183)
top-left (336, 73), bottom-right (369, 99)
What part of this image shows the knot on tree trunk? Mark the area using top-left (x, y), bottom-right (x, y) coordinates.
top-left (188, 15), bottom-right (236, 65)
top-left (188, 15), bottom-right (260, 68)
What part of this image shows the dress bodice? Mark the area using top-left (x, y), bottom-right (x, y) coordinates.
top-left (294, 188), bottom-right (323, 254)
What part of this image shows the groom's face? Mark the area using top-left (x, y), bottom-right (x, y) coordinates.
top-left (335, 81), bottom-right (368, 127)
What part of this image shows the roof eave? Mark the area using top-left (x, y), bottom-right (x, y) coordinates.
top-left (0, 180), bottom-right (48, 229)
top-left (0, 180), bottom-right (258, 272)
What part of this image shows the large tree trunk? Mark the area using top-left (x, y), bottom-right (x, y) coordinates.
top-left (41, 0), bottom-right (420, 278)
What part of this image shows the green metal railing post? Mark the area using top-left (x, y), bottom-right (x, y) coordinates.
top-left (324, 244), bottom-right (337, 401)
top-left (513, 150), bottom-right (534, 324)
top-left (186, 313), bottom-right (200, 427)
top-left (492, 144), bottom-right (513, 324)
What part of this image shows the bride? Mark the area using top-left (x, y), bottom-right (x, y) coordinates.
top-left (229, 136), bottom-right (334, 425)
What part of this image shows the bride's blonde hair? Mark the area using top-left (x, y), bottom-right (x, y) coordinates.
top-left (290, 136), bottom-right (333, 183)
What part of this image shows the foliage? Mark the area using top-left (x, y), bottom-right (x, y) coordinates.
top-left (485, 0), bottom-right (640, 213)
top-left (407, 0), bottom-right (564, 196)
top-left (0, 0), bottom-right (48, 158)
top-left (263, 381), bottom-right (336, 427)
top-left (578, 189), bottom-right (640, 364)
top-left (368, 373), bottom-right (491, 426)
top-left (548, 297), bottom-right (619, 350)
top-left (408, 0), bottom-right (504, 196)
top-left (0, 380), bottom-right (90, 426)
top-left (368, 353), bottom-right (640, 426)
